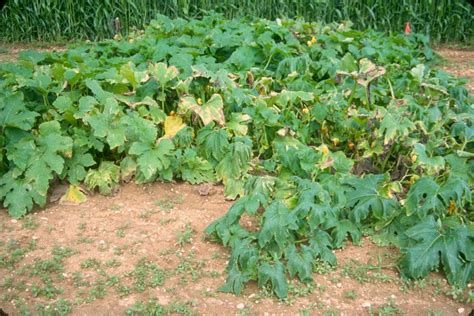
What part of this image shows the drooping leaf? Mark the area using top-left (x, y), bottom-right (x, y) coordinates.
top-left (257, 261), bottom-right (288, 299)
top-left (345, 175), bottom-right (400, 223)
top-left (399, 217), bottom-right (474, 287)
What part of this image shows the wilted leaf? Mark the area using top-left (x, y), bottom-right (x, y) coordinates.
top-left (59, 185), bottom-right (87, 205)
top-left (179, 94), bottom-right (225, 126)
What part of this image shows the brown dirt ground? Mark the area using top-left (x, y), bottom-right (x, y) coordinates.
top-left (1, 182), bottom-right (472, 315)
top-left (436, 47), bottom-right (474, 92)
top-left (0, 45), bottom-right (473, 315)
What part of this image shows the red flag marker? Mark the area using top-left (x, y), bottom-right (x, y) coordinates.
top-left (404, 22), bottom-right (411, 34)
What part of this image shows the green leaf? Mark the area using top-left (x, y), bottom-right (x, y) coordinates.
top-left (331, 219), bottom-right (361, 247)
top-left (84, 161), bottom-right (120, 195)
top-left (258, 201), bottom-right (298, 251)
top-left (86, 98), bottom-right (126, 149)
top-left (445, 154), bottom-right (474, 185)
top-left (0, 171), bottom-right (35, 218)
top-left (178, 149), bottom-right (215, 184)
top-left (257, 261), bottom-right (288, 299)
top-left (338, 53), bottom-right (358, 72)
top-left (62, 146), bottom-right (96, 184)
top-left (129, 139), bottom-right (175, 183)
top-left (216, 137), bottom-right (252, 199)
top-left (405, 177), bottom-right (442, 218)
top-left (345, 175), bottom-right (400, 223)
top-left (52, 95), bottom-right (73, 113)
top-left (399, 217), bottom-right (474, 287)
top-left (0, 92), bottom-right (38, 130)
top-left (24, 121), bottom-right (73, 196)
top-left (120, 62), bottom-right (149, 90)
top-left (197, 126), bottom-right (229, 162)
top-left (285, 245), bottom-right (314, 283)
top-left (85, 79), bottom-right (114, 103)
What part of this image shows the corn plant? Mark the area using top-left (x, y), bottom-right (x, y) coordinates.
top-left (0, 0), bottom-right (472, 43)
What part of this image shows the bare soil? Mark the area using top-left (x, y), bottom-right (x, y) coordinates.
top-left (437, 47), bottom-right (474, 92)
top-left (0, 182), bottom-right (472, 315)
top-left (0, 45), bottom-right (473, 315)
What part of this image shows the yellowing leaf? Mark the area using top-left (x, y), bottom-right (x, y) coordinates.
top-left (59, 185), bottom-right (87, 205)
top-left (179, 94), bottom-right (225, 126)
top-left (164, 115), bottom-right (186, 138)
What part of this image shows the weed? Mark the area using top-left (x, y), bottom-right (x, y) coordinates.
top-left (113, 245), bottom-right (126, 256)
top-left (116, 229), bottom-right (126, 238)
top-left (78, 222), bottom-right (87, 231)
top-left (77, 236), bottom-right (94, 244)
top-left (371, 299), bottom-right (403, 315)
top-left (209, 270), bottom-right (220, 278)
top-left (175, 252), bottom-right (204, 284)
top-left (343, 289), bottom-right (358, 299)
top-left (0, 239), bottom-right (36, 269)
top-left (106, 274), bottom-right (121, 287)
top-left (177, 223), bottom-right (194, 247)
top-left (47, 298), bottom-right (73, 315)
top-left (87, 279), bottom-right (107, 301)
top-left (159, 218), bottom-right (176, 226)
top-left (313, 259), bottom-right (335, 275)
top-left (31, 281), bottom-right (64, 299)
top-left (299, 303), bottom-right (321, 315)
top-left (22, 216), bottom-right (39, 230)
top-left (155, 196), bottom-right (184, 212)
top-left (80, 258), bottom-right (101, 270)
top-left (341, 259), bottom-right (394, 284)
top-left (126, 299), bottom-right (165, 316)
top-left (116, 223), bottom-right (131, 238)
top-left (72, 272), bottom-right (90, 287)
top-left (139, 209), bottom-right (158, 219)
top-left (125, 258), bottom-right (166, 293)
top-left (52, 246), bottom-right (78, 260)
top-left (106, 259), bottom-right (122, 268)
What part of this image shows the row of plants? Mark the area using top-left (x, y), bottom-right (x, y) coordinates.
top-left (0, 0), bottom-right (473, 42)
top-left (0, 14), bottom-right (472, 299)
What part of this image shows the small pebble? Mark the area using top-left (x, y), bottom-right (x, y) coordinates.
top-left (236, 303), bottom-right (245, 310)
top-left (458, 308), bottom-right (464, 314)
top-left (390, 294), bottom-right (396, 299)
top-left (336, 283), bottom-right (342, 288)
top-left (11, 219), bottom-right (17, 223)
top-left (362, 302), bottom-right (371, 308)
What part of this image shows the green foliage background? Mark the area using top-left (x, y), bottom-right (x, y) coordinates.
top-left (0, 0), bottom-right (473, 43)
